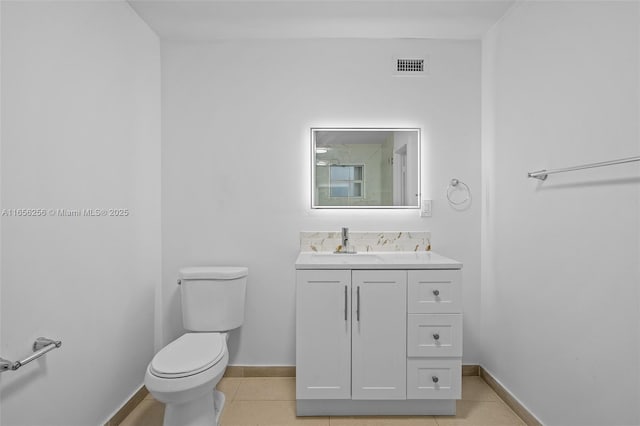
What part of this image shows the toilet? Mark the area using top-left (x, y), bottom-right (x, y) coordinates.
top-left (145, 266), bottom-right (248, 426)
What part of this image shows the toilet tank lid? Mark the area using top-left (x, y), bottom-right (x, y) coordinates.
top-left (179, 266), bottom-right (248, 280)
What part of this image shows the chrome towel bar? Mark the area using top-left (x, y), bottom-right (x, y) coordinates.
top-left (0, 337), bottom-right (62, 373)
top-left (528, 155), bottom-right (640, 180)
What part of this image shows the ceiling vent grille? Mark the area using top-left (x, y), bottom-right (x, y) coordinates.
top-left (392, 56), bottom-right (428, 76)
top-left (397, 59), bottom-right (424, 72)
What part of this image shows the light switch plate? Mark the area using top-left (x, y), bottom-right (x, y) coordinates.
top-left (420, 200), bottom-right (432, 217)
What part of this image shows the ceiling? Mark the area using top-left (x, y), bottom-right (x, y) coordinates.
top-left (128, 0), bottom-right (515, 41)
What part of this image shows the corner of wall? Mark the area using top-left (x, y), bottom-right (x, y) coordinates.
top-left (479, 21), bottom-right (497, 372)
top-left (0, 3), bottom-right (4, 424)
top-left (637, 3), bottom-right (640, 424)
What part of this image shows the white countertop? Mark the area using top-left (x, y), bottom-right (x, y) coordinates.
top-left (295, 251), bottom-right (462, 270)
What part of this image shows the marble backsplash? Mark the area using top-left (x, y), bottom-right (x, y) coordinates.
top-left (300, 231), bottom-right (431, 253)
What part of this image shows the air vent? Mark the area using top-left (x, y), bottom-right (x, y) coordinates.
top-left (392, 56), bottom-right (428, 76)
top-left (397, 59), bottom-right (424, 72)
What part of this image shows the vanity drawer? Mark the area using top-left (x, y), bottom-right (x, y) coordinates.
top-left (407, 358), bottom-right (461, 400)
top-left (408, 270), bottom-right (461, 314)
top-left (407, 314), bottom-right (462, 357)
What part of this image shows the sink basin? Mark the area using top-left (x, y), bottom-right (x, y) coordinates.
top-left (296, 251), bottom-right (462, 270)
top-left (310, 252), bottom-right (384, 264)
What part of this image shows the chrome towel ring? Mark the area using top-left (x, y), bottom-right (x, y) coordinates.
top-left (447, 178), bottom-right (471, 207)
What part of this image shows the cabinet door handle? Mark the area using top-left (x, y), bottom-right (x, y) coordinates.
top-left (356, 286), bottom-right (360, 322)
top-left (433, 333), bottom-right (440, 341)
top-left (433, 289), bottom-right (440, 296)
top-left (432, 376), bottom-right (439, 383)
top-left (344, 285), bottom-right (348, 321)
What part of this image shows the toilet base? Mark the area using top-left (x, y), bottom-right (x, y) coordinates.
top-left (214, 390), bottom-right (225, 425)
top-left (163, 389), bottom-right (225, 426)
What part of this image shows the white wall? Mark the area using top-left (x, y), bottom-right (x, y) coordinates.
top-left (481, 2), bottom-right (640, 425)
top-left (162, 39), bottom-right (482, 365)
top-left (0, 2), bottom-right (161, 425)
top-left (0, 2), bottom-right (3, 424)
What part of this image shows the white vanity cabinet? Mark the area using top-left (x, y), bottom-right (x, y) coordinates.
top-left (296, 270), bottom-right (406, 401)
top-left (295, 252), bottom-right (462, 416)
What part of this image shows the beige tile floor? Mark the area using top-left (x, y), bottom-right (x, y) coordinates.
top-left (121, 376), bottom-right (526, 426)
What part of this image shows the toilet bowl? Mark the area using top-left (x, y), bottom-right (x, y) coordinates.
top-left (145, 266), bottom-right (248, 426)
top-left (145, 333), bottom-right (229, 426)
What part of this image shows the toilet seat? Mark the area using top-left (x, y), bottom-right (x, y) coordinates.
top-left (150, 333), bottom-right (225, 379)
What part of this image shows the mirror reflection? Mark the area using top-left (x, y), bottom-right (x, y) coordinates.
top-left (312, 128), bottom-right (420, 208)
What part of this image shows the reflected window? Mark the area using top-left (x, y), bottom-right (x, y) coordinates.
top-left (329, 165), bottom-right (363, 198)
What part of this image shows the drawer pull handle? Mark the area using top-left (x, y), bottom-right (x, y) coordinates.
top-left (432, 289), bottom-right (440, 296)
top-left (433, 333), bottom-right (440, 340)
top-left (432, 376), bottom-right (439, 383)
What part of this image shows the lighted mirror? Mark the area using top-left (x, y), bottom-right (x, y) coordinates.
top-left (311, 128), bottom-right (420, 208)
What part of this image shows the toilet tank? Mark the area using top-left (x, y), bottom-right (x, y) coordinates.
top-left (178, 266), bottom-right (248, 332)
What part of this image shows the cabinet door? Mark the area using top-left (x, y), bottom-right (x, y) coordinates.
top-left (296, 270), bottom-right (351, 399)
top-left (351, 270), bottom-right (407, 400)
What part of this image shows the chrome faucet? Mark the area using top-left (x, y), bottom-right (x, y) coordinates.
top-left (341, 227), bottom-right (349, 251)
top-left (335, 227), bottom-right (356, 253)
